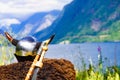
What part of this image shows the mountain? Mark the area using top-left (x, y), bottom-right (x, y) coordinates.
top-left (34, 0), bottom-right (120, 43)
top-left (10, 10), bottom-right (60, 39)
top-left (0, 29), bottom-right (4, 36)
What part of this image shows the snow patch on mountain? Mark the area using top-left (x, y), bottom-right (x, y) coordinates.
top-left (20, 24), bottom-right (34, 37)
top-left (35, 14), bottom-right (56, 33)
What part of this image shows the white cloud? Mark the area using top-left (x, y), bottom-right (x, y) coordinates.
top-left (0, 0), bottom-right (73, 13)
top-left (0, 18), bottom-right (20, 27)
top-left (0, 0), bottom-right (72, 23)
top-left (0, 0), bottom-right (73, 34)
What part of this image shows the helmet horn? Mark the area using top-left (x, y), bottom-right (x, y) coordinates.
top-left (5, 32), bottom-right (18, 46)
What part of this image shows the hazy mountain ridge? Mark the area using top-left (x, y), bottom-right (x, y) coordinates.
top-left (10, 10), bottom-right (60, 39)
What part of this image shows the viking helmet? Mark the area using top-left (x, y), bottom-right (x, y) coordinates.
top-left (5, 32), bottom-right (41, 62)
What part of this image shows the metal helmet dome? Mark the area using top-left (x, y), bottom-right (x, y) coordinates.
top-left (20, 36), bottom-right (36, 42)
top-left (5, 32), bottom-right (41, 62)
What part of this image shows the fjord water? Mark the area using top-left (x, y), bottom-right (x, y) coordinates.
top-left (45, 42), bottom-right (120, 69)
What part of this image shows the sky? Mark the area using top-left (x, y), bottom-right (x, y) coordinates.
top-left (0, 0), bottom-right (73, 36)
top-left (0, 0), bottom-right (72, 20)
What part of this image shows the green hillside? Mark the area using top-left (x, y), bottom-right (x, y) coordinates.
top-left (51, 0), bottom-right (120, 43)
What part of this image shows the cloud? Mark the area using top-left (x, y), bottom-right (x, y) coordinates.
top-left (0, 18), bottom-right (20, 27)
top-left (0, 0), bottom-right (72, 22)
top-left (0, 0), bottom-right (72, 13)
top-left (0, 0), bottom-right (73, 34)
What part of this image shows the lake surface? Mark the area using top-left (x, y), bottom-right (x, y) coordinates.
top-left (45, 42), bottom-right (120, 69)
top-left (1, 42), bottom-right (120, 69)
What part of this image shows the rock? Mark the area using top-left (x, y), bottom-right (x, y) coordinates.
top-left (0, 58), bottom-right (76, 80)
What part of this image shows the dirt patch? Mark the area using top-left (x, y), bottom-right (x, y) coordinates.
top-left (0, 58), bottom-right (76, 80)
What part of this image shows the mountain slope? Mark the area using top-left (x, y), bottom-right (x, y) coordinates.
top-left (42, 0), bottom-right (120, 43)
top-left (10, 10), bottom-right (60, 39)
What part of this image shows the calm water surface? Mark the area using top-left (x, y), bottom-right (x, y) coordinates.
top-left (1, 42), bottom-right (120, 69)
top-left (45, 42), bottom-right (120, 69)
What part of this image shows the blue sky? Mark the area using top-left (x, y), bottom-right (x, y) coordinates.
top-left (0, 0), bottom-right (72, 30)
top-left (0, 0), bottom-right (72, 21)
top-left (0, 0), bottom-right (73, 37)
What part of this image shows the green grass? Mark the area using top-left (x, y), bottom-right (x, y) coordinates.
top-left (76, 65), bottom-right (120, 80)
top-left (0, 35), bottom-right (15, 65)
top-left (75, 46), bottom-right (120, 80)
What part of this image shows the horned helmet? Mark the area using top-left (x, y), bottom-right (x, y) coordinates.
top-left (5, 32), bottom-right (41, 62)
